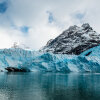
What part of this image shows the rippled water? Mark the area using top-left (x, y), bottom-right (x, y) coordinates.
top-left (0, 72), bottom-right (100, 100)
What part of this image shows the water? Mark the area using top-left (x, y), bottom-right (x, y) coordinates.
top-left (0, 72), bottom-right (100, 100)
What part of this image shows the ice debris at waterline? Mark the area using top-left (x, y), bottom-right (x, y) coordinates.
top-left (0, 46), bottom-right (100, 72)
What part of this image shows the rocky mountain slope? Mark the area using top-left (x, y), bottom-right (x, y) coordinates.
top-left (42, 23), bottom-right (100, 55)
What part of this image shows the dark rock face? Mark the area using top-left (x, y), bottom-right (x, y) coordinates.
top-left (5, 67), bottom-right (30, 72)
top-left (42, 23), bottom-right (100, 55)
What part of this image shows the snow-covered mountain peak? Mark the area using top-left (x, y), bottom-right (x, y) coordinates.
top-left (81, 23), bottom-right (92, 30)
top-left (41, 23), bottom-right (100, 55)
top-left (67, 25), bottom-right (79, 32)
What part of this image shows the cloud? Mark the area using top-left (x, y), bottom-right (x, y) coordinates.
top-left (0, 0), bottom-right (100, 50)
top-left (0, 28), bottom-right (13, 48)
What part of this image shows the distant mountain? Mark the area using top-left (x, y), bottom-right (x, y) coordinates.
top-left (41, 23), bottom-right (100, 55)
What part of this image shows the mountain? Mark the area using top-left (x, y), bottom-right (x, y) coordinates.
top-left (42, 23), bottom-right (100, 55)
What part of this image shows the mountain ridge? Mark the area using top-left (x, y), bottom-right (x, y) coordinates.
top-left (41, 23), bottom-right (100, 55)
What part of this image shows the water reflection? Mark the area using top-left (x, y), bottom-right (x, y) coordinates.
top-left (0, 72), bottom-right (100, 100)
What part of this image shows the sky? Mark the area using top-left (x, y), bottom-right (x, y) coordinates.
top-left (0, 0), bottom-right (100, 50)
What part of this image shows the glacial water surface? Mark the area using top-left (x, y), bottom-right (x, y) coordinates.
top-left (0, 72), bottom-right (100, 100)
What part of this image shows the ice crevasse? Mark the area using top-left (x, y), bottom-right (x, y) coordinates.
top-left (0, 46), bottom-right (100, 72)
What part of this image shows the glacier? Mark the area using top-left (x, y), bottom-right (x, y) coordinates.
top-left (0, 46), bottom-right (100, 72)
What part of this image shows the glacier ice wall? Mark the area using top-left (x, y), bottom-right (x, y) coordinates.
top-left (0, 46), bottom-right (100, 72)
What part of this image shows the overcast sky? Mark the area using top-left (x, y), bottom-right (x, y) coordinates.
top-left (0, 0), bottom-right (100, 50)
